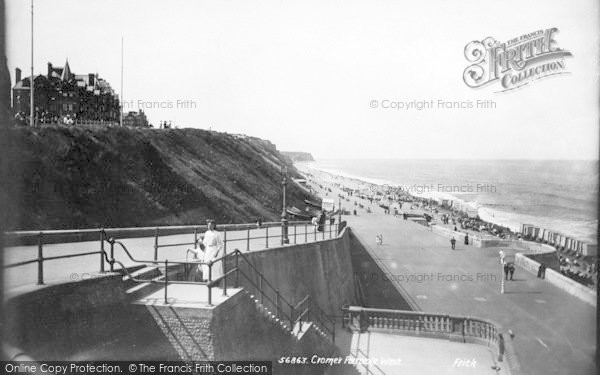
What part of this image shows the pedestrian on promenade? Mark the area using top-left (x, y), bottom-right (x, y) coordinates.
top-left (504, 263), bottom-right (510, 280)
top-left (537, 263), bottom-right (546, 279)
top-left (508, 262), bottom-right (515, 280)
top-left (318, 211), bottom-right (326, 232)
top-left (464, 233), bottom-right (469, 245)
top-left (201, 219), bottom-right (224, 284)
top-left (450, 237), bottom-right (456, 250)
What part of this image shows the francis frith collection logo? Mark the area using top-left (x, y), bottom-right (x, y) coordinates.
top-left (463, 28), bottom-right (572, 92)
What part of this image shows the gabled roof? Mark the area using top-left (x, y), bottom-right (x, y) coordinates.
top-left (12, 75), bottom-right (42, 89)
top-left (61, 59), bottom-right (72, 81)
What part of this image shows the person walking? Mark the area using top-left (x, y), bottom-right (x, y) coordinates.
top-left (508, 262), bottom-right (515, 280)
top-left (450, 237), bottom-right (456, 250)
top-left (464, 233), bottom-right (469, 245)
top-left (318, 211), bottom-right (326, 232)
top-left (504, 262), bottom-right (510, 280)
top-left (537, 263), bottom-right (546, 279)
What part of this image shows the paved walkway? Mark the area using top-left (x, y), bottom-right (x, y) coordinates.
top-left (4, 224), bottom-right (338, 289)
top-left (308, 175), bottom-right (596, 375)
top-left (333, 328), bottom-right (504, 375)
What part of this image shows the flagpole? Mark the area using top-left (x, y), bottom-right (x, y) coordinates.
top-left (120, 36), bottom-right (123, 127)
top-left (30, 0), bottom-right (34, 127)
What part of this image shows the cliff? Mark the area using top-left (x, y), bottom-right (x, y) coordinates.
top-left (281, 152), bottom-right (314, 162)
top-left (1, 126), bottom-right (313, 230)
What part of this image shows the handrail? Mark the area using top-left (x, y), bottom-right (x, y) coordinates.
top-left (5, 222), bottom-right (339, 343)
top-left (4, 221), bottom-right (339, 286)
top-left (5, 221), bottom-right (310, 237)
top-left (223, 248), bottom-right (336, 341)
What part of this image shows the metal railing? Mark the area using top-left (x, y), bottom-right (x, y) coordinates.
top-left (3, 221), bottom-right (341, 286)
top-left (227, 248), bottom-right (336, 342)
top-left (103, 236), bottom-right (336, 342)
top-left (153, 221), bottom-right (340, 260)
top-left (4, 230), bottom-right (107, 285)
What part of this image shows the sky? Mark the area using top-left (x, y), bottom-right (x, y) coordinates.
top-left (5, 0), bottom-right (599, 159)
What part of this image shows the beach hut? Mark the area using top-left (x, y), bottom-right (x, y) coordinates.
top-left (583, 243), bottom-right (597, 256)
top-left (559, 236), bottom-right (566, 249)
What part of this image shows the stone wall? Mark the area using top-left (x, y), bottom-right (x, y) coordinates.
top-left (226, 228), bottom-right (357, 316)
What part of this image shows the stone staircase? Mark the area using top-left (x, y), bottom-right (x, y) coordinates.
top-left (244, 290), bottom-right (332, 342)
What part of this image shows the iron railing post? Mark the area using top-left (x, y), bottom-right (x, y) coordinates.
top-left (305, 223), bottom-right (307, 243)
top-left (333, 321), bottom-right (336, 343)
top-left (99, 229), bottom-right (105, 273)
top-left (265, 226), bottom-right (269, 248)
top-left (290, 305), bottom-right (294, 329)
top-left (37, 232), bottom-right (44, 285)
top-left (314, 225), bottom-right (317, 241)
top-left (235, 251), bottom-right (239, 287)
top-left (109, 240), bottom-right (115, 272)
top-left (223, 228), bottom-right (227, 254)
top-left (194, 227), bottom-right (198, 247)
top-left (207, 262), bottom-right (213, 306)
top-left (222, 255), bottom-right (228, 297)
top-left (164, 259), bottom-right (168, 304)
top-left (258, 274), bottom-right (263, 304)
top-left (154, 227), bottom-right (159, 261)
top-left (246, 228), bottom-right (250, 251)
top-left (293, 224), bottom-right (296, 244)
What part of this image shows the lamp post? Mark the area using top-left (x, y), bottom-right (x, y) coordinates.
top-left (281, 166), bottom-right (289, 245)
top-left (338, 196), bottom-right (342, 225)
top-left (30, 0), bottom-right (34, 127)
top-left (499, 250), bottom-right (505, 294)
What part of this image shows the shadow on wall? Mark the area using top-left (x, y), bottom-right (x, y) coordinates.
top-left (3, 275), bottom-right (180, 360)
top-left (348, 230), bottom-right (417, 311)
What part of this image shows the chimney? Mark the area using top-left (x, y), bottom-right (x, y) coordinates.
top-left (47, 62), bottom-right (53, 77)
top-left (88, 73), bottom-right (94, 86)
top-left (15, 68), bottom-right (21, 82)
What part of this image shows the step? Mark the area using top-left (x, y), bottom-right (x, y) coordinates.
top-left (125, 276), bottom-right (165, 301)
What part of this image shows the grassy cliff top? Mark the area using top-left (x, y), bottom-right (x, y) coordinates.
top-left (1, 125), bottom-right (313, 230)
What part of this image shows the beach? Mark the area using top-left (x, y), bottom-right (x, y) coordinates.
top-left (295, 160), bottom-right (598, 245)
top-left (295, 163), bottom-right (598, 284)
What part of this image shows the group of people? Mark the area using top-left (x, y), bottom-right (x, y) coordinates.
top-left (449, 233), bottom-right (470, 250)
top-left (311, 211), bottom-right (327, 232)
top-left (440, 213), bottom-right (454, 225)
top-left (504, 262), bottom-right (516, 280)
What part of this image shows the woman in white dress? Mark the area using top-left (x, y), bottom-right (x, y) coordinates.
top-left (190, 220), bottom-right (224, 283)
top-left (201, 220), bottom-right (224, 283)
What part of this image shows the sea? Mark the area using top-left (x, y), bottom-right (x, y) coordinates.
top-left (302, 159), bottom-right (598, 244)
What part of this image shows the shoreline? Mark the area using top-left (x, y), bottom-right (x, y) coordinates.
top-left (295, 162), bottom-right (597, 248)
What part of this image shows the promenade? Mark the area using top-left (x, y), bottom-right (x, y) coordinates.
top-left (308, 174), bottom-right (596, 375)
